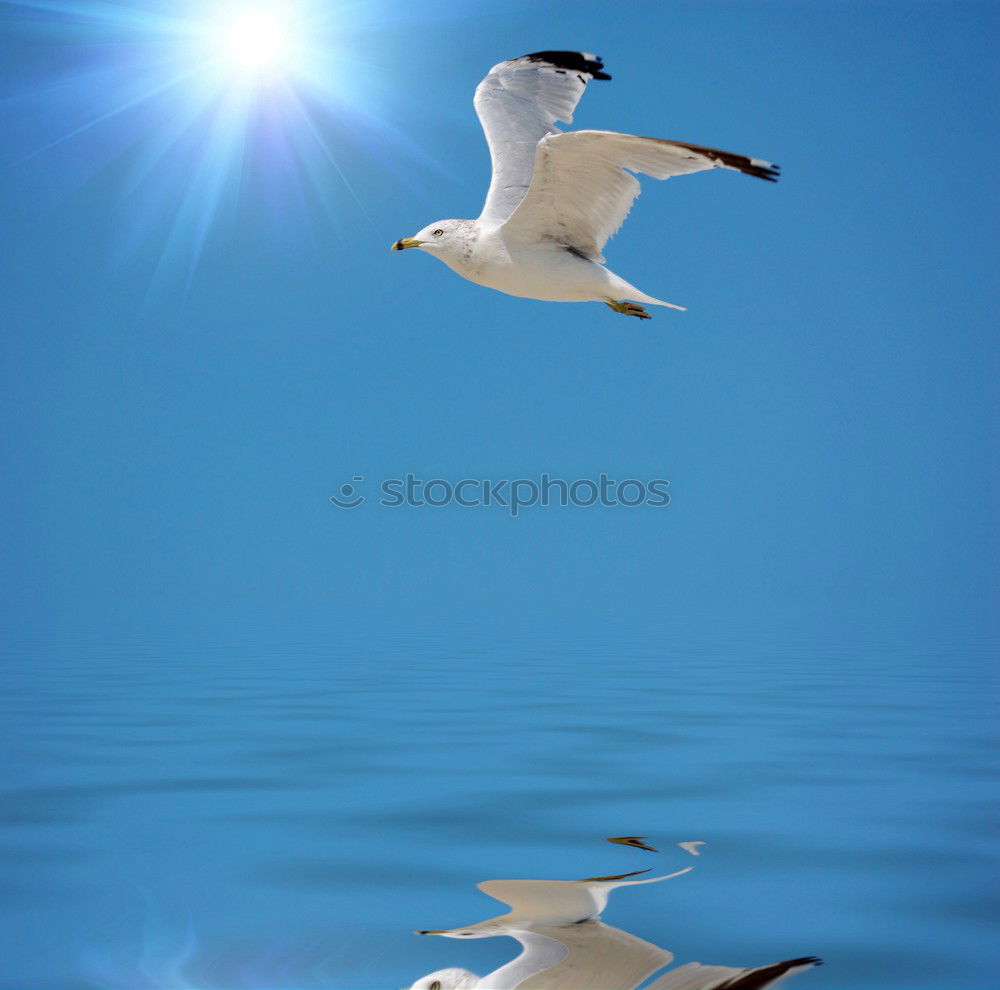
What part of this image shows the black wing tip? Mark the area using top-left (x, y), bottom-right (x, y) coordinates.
top-left (673, 140), bottom-right (781, 182)
top-left (727, 158), bottom-right (781, 182)
top-left (579, 868), bottom-right (651, 882)
top-left (522, 50), bottom-right (612, 81)
top-left (720, 957), bottom-right (823, 990)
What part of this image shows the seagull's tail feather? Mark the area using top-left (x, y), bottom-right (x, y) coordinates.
top-left (639, 293), bottom-right (687, 312)
top-left (608, 274), bottom-right (687, 312)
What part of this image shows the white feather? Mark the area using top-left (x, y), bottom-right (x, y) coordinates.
top-left (502, 131), bottom-right (765, 262)
top-left (474, 54), bottom-right (598, 223)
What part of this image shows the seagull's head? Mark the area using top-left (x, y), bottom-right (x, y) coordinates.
top-left (391, 219), bottom-right (474, 261)
top-left (408, 968), bottom-right (479, 989)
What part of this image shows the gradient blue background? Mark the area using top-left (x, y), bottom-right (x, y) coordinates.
top-left (1, 1), bottom-right (997, 988)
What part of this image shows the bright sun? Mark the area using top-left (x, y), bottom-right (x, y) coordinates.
top-left (222, 10), bottom-right (293, 74)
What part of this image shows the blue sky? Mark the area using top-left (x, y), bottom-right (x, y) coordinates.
top-left (1, 0), bottom-right (997, 651)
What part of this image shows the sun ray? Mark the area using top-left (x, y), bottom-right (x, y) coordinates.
top-left (283, 85), bottom-right (373, 225)
top-left (20, 68), bottom-right (201, 162)
top-left (4, 0), bottom-right (482, 286)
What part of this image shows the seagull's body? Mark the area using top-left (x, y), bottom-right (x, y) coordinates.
top-left (392, 51), bottom-right (779, 318)
top-left (422, 221), bottom-right (657, 307)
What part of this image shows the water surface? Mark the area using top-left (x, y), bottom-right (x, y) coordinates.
top-left (2, 636), bottom-right (996, 988)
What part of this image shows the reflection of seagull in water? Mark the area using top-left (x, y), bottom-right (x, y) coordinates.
top-left (412, 868), bottom-right (686, 990)
top-left (410, 865), bottom-right (821, 990)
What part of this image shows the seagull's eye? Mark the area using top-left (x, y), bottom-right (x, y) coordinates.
top-left (433, 229), bottom-right (444, 236)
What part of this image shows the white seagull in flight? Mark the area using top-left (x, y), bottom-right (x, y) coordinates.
top-left (392, 50), bottom-right (779, 319)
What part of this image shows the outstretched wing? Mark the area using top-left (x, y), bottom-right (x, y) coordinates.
top-left (500, 130), bottom-right (780, 262)
top-left (476, 879), bottom-right (600, 925)
top-left (644, 956), bottom-right (822, 990)
top-left (477, 869), bottom-right (692, 926)
top-left (474, 51), bottom-right (610, 224)
top-left (513, 921), bottom-right (674, 990)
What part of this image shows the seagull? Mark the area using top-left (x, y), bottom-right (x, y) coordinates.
top-left (392, 50), bottom-right (779, 319)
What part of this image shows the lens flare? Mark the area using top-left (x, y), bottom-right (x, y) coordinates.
top-left (222, 10), bottom-right (293, 75)
top-left (6, 0), bottom-right (460, 288)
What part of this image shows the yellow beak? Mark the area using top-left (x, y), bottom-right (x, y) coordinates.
top-left (391, 237), bottom-right (423, 251)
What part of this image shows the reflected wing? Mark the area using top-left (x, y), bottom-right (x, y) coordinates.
top-left (477, 879), bottom-right (599, 925)
top-left (608, 836), bottom-right (659, 852)
top-left (512, 921), bottom-right (673, 990)
top-left (477, 869), bottom-right (691, 926)
top-left (500, 130), bottom-right (780, 262)
top-left (474, 51), bottom-right (610, 224)
top-left (645, 956), bottom-right (822, 990)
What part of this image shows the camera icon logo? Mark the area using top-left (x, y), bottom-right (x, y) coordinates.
top-left (330, 476), bottom-right (365, 509)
